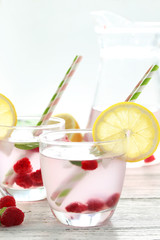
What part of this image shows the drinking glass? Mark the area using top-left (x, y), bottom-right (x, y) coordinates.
top-left (39, 129), bottom-right (126, 227)
top-left (0, 116), bottom-right (65, 201)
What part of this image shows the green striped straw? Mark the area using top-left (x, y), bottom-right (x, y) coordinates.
top-left (33, 55), bottom-right (82, 135)
top-left (125, 65), bottom-right (159, 102)
top-left (37, 55), bottom-right (82, 126)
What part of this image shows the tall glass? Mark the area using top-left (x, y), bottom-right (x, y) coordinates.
top-left (0, 116), bottom-right (65, 201)
top-left (87, 11), bottom-right (160, 167)
top-left (40, 129), bottom-right (126, 227)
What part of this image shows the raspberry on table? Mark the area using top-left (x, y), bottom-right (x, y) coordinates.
top-left (106, 193), bottom-right (120, 208)
top-left (65, 202), bottom-right (87, 213)
top-left (0, 196), bottom-right (16, 209)
top-left (30, 169), bottom-right (43, 186)
top-left (87, 198), bottom-right (105, 211)
top-left (81, 160), bottom-right (98, 170)
top-left (13, 157), bottom-right (33, 174)
top-left (15, 174), bottom-right (33, 188)
top-left (0, 206), bottom-right (24, 227)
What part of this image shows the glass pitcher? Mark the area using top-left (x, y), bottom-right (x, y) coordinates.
top-left (87, 11), bottom-right (160, 167)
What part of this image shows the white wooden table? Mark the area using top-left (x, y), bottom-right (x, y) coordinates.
top-left (1, 164), bottom-right (160, 240)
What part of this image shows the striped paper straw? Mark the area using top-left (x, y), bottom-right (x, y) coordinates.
top-left (0, 185), bottom-right (12, 197)
top-left (51, 171), bottom-right (86, 206)
top-left (35, 55), bottom-right (82, 131)
top-left (125, 65), bottom-right (159, 102)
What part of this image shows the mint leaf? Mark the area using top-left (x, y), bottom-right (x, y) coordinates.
top-left (0, 207), bottom-right (7, 216)
top-left (15, 119), bottom-right (39, 150)
top-left (15, 142), bottom-right (39, 150)
top-left (70, 161), bottom-right (82, 167)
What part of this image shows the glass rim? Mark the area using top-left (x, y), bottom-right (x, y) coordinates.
top-left (39, 128), bottom-right (124, 146)
top-left (0, 116), bottom-right (65, 130)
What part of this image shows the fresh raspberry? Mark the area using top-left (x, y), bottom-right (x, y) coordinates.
top-left (30, 147), bottom-right (39, 152)
top-left (62, 135), bottom-right (70, 142)
top-left (0, 207), bottom-right (24, 227)
top-left (0, 196), bottom-right (16, 209)
top-left (30, 169), bottom-right (43, 186)
top-left (81, 160), bottom-right (98, 170)
top-left (13, 157), bottom-right (33, 174)
top-left (87, 199), bottom-right (105, 211)
top-left (144, 155), bottom-right (155, 163)
top-left (15, 174), bottom-right (33, 188)
top-left (65, 202), bottom-right (87, 213)
top-left (106, 193), bottom-right (120, 208)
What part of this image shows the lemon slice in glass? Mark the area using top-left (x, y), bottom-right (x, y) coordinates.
top-left (0, 94), bottom-right (17, 139)
top-left (92, 102), bottom-right (160, 162)
top-left (53, 113), bottom-right (83, 142)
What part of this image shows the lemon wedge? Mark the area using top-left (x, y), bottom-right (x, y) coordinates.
top-left (53, 113), bottom-right (83, 142)
top-left (92, 102), bottom-right (160, 162)
top-left (0, 94), bottom-right (17, 139)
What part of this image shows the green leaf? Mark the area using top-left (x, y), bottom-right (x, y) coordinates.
top-left (70, 161), bottom-right (82, 167)
top-left (15, 142), bottom-right (39, 150)
top-left (17, 120), bottom-right (34, 126)
top-left (0, 207), bottom-right (7, 217)
top-left (90, 145), bottom-right (105, 156)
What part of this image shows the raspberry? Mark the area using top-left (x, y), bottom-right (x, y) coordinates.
top-left (65, 202), bottom-right (87, 213)
top-left (0, 206), bottom-right (24, 227)
top-left (30, 169), bottom-right (43, 186)
top-left (30, 147), bottom-right (39, 152)
top-left (0, 196), bottom-right (16, 209)
top-left (62, 135), bottom-right (70, 142)
top-left (106, 193), bottom-right (120, 208)
top-left (15, 174), bottom-right (33, 188)
top-left (13, 157), bottom-right (33, 174)
top-left (87, 199), bottom-right (105, 211)
top-left (144, 155), bottom-right (155, 163)
top-left (81, 160), bottom-right (98, 170)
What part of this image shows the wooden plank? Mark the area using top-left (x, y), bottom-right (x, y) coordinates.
top-left (1, 164), bottom-right (160, 239)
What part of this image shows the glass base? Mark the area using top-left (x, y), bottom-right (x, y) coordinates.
top-left (52, 208), bottom-right (115, 227)
top-left (5, 186), bottom-right (46, 201)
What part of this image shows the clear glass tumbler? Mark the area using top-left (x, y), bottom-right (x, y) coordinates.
top-left (39, 129), bottom-right (126, 227)
top-left (0, 116), bottom-right (65, 201)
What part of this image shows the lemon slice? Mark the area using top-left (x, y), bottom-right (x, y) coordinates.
top-left (0, 94), bottom-right (17, 139)
top-left (92, 102), bottom-right (160, 162)
top-left (53, 113), bottom-right (83, 142)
